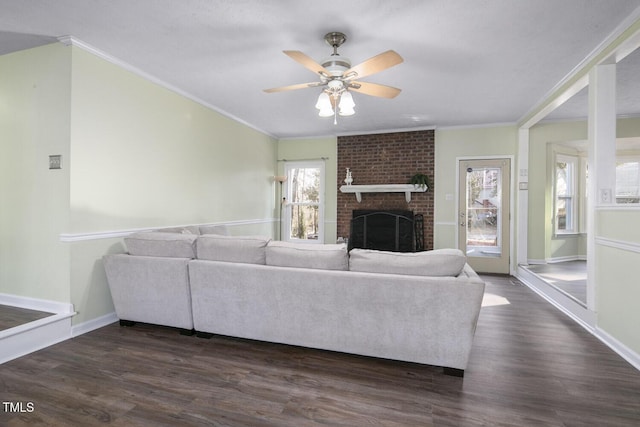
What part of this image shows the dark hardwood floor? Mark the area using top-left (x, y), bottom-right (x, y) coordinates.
top-left (0, 305), bottom-right (54, 331)
top-left (1, 275), bottom-right (640, 426)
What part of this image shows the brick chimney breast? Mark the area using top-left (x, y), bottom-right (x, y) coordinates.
top-left (337, 130), bottom-right (434, 250)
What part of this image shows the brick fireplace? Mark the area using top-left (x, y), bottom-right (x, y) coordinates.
top-left (337, 130), bottom-right (434, 251)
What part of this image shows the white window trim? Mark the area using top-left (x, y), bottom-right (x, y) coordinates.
top-left (283, 160), bottom-right (325, 244)
top-left (579, 156), bottom-right (588, 234)
top-left (554, 153), bottom-right (579, 235)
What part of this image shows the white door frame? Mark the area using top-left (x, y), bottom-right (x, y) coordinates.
top-left (456, 155), bottom-right (515, 274)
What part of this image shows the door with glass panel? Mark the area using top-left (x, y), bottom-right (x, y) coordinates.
top-left (458, 159), bottom-right (511, 274)
top-left (284, 161), bottom-right (324, 243)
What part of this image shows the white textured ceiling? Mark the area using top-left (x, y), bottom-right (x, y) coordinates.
top-left (2, 0), bottom-right (640, 138)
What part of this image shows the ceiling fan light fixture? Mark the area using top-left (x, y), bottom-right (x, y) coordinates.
top-left (318, 106), bottom-right (334, 117)
top-left (264, 31), bottom-right (403, 123)
top-left (338, 91), bottom-right (355, 116)
top-left (316, 92), bottom-right (334, 117)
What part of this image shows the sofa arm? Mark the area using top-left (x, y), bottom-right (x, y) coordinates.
top-left (103, 254), bottom-right (194, 330)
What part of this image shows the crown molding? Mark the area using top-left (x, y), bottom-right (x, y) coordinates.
top-left (518, 8), bottom-right (640, 128)
top-left (436, 121), bottom-right (517, 131)
top-left (56, 35), bottom-right (277, 140)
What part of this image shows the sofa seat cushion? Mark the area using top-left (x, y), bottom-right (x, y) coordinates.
top-left (266, 241), bottom-right (348, 271)
top-left (197, 234), bottom-right (270, 264)
top-left (124, 232), bottom-right (198, 258)
top-left (349, 248), bottom-right (467, 277)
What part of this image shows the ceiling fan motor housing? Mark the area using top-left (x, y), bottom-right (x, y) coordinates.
top-left (321, 56), bottom-right (351, 77)
top-left (322, 31), bottom-right (351, 77)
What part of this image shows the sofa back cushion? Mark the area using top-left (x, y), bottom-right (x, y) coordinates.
top-left (266, 241), bottom-right (349, 271)
top-left (198, 224), bottom-right (230, 236)
top-left (197, 234), bottom-right (270, 264)
top-left (154, 225), bottom-right (200, 235)
top-left (349, 248), bottom-right (467, 277)
top-left (125, 232), bottom-right (198, 258)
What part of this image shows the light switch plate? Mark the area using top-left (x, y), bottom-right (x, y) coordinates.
top-left (599, 188), bottom-right (612, 203)
top-left (49, 155), bottom-right (62, 170)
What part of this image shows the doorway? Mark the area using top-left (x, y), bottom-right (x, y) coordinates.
top-left (458, 158), bottom-right (511, 274)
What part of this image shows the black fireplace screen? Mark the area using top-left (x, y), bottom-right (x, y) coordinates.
top-left (349, 210), bottom-right (422, 252)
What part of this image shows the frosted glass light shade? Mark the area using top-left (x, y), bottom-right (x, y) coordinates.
top-left (338, 91), bottom-right (355, 116)
top-left (316, 92), bottom-right (334, 117)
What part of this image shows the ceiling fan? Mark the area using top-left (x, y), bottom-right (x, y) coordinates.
top-left (264, 32), bottom-right (403, 120)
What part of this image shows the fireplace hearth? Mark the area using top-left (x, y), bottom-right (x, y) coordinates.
top-left (349, 210), bottom-right (417, 252)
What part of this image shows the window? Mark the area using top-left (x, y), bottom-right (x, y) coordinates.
top-left (616, 156), bottom-right (640, 204)
top-left (284, 161), bottom-right (324, 243)
top-left (555, 154), bottom-right (578, 234)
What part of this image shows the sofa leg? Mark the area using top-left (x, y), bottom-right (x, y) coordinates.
top-left (443, 367), bottom-right (464, 377)
top-left (196, 331), bottom-right (213, 339)
top-left (179, 328), bottom-right (196, 336)
top-left (119, 319), bottom-right (136, 327)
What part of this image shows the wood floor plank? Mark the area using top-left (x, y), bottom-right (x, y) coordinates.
top-left (1, 275), bottom-right (640, 426)
top-left (0, 305), bottom-right (53, 331)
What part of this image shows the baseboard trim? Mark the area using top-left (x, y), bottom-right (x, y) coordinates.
top-left (0, 311), bottom-right (119, 365)
top-left (546, 255), bottom-right (586, 263)
top-left (0, 293), bottom-right (74, 314)
top-left (0, 313), bottom-right (74, 364)
top-left (595, 328), bottom-right (640, 371)
top-left (72, 312), bottom-right (118, 337)
top-left (516, 265), bottom-right (640, 372)
top-left (516, 266), bottom-right (595, 331)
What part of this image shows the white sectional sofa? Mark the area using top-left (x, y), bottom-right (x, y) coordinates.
top-left (103, 228), bottom-right (485, 376)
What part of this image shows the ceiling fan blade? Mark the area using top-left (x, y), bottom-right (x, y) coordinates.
top-left (349, 81), bottom-right (401, 99)
top-left (264, 81), bottom-right (325, 93)
top-left (283, 50), bottom-right (331, 77)
top-left (344, 50), bottom-right (403, 80)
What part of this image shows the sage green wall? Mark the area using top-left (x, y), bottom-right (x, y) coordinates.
top-left (0, 43), bottom-right (72, 303)
top-left (276, 137), bottom-right (338, 243)
top-left (529, 118), bottom-right (640, 356)
top-left (1, 43), bottom-right (278, 326)
top-left (528, 118), bottom-right (640, 262)
top-left (67, 46), bottom-right (277, 324)
top-left (528, 121), bottom-right (588, 262)
top-left (595, 117), bottom-right (640, 356)
top-left (596, 210), bottom-right (640, 355)
top-left (69, 46), bottom-right (277, 233)
top-left (434, 126), bottom-right (518, 250)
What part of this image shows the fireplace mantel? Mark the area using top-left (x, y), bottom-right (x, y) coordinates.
top-left (339, 184), bottom-right (427, 203)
